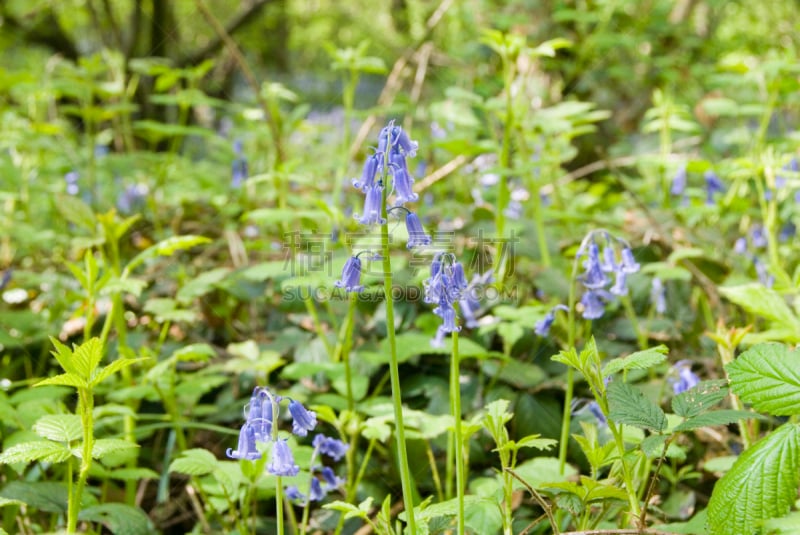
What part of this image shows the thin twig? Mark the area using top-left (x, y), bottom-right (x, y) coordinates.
top-left (194, 0), bottom-right (285, 163)
top-left (505, 468), bottom-right (560, 535)
top-left (639, 437), bottom-right (671, 529)
top-left (348, 0), bottom-right (455, 160)
top-left (414, 154), bottom-right (469, 192)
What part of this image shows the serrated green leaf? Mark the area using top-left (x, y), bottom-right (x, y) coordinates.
top-left (169, 448), bottom-right (219, 476)
top-left (35, 373), bottom-right (88, 389)
top-left (323, 500), bottom-right (369, 519)
top-left (0, 497), bottom-right (25, 508)
top-left (33, 414), bottom-right (82, 442)
top-left (91, 439), bottom-right (139, 460)
top-left (607, 381), bottom-right (667, 432)
top-left (49, 337), bottom-right (79, 375)
top-left (0, 441), bottom-right (73, 464)
top-left (641, 434), bottom-right (669, 458)
top-left (79, 503), bottom-right (154, 535)
top-left (708, 423), bottom-right (800, 535)
top-left (603, 346), bottom-right (668, 376)
top-left (672, 380), bottom-right (729, 418)
top-left (90, 357), bottom-right (149, 387)
top-left (719, 285), bottom-right (800, 339)
top-left (674, 410), bottom-right (760, 432)
top-left (0, 481), bottom-right (69, 513)
top-left (71, 338), bottom-right (104, 380)
top-left (726, 343), bottom-right (800, 416)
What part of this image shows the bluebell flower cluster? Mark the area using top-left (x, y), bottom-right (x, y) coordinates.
top-left (576, 233), bottom-right (640, 320)
top-left (670, 360), bottom-right (700, 394)
top-left (425, 253), bottom-right (469, 346)
top-left (284, 433), bottom-right (348, 504)
top-left (226, 386), bottom-right (318, 478)
top-left (731, 225), bottom-right (775, 288)
top-left (65, 171), bottom-right (80, 196)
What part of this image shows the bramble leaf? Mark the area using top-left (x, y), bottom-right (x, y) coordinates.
top-left (673, 410), bottom-right (760, 432)
top-left (33, 414), bottom-right (82, 443)
top-left (726, 343), bottom-right (800, 416)
top-left (0, 441), bottom-right (73, 465)
top-left (707, 423), bottom-right (800, 535)
top-left (672, 380), bottom-right (729, 418)
top-left (169, 448), bottom-right (218, 476)
top-left (607, 381), bottom-right (667, 432)
top-left (602, 345), bottom-right (668, 377)
top-left (719, 285), bottom-right (800, 342)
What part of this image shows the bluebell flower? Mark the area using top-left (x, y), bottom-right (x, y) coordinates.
top-left (586, 401), bottom-right (607, 426)
top-left (619, 247), bottom-right (640, 274)
top-left (320, 466), bottom-right (345, 489)
top-left (433, 299), bottom-right (461, 334)
top-left (670, 166), bottom-right (687, 196)
top-left (779, 222), bottom-right (796, 242)
top-left (117, 183), bottom-right (149, 214)
top-left (226, 423), bottom-right (262, 461)
top-left (334, 256), bottom-right (364, 293)
top-left (671, 361), bottom-right (700, 394)
top-left (750, 225), bottom-right (767, 248)
top-left (390, 150), bottom-right (419, 206)
top-left (231, 158), bottom-right (248, 188)
top-left (268, 439), bottom-right (300, 476)
top-left (354, 184), bottom-right (386, 225)
top-left (309, 477), bottom-right (326, 501)
top-left (313, 434), bottom-right (349, 461)
top-left (650, 277), bottom-right (666, 314)
top-left (733, 237), bottom-right (747, 255)
top-left (430, 326), bottom-right (446, 348)
top-left (353, 154), bottom-right (381, 192)
top-left (534, 304), bottom-right (568, 337)
top-left (582, 243), bottom-right (609, 289)
top-left (65, 171), bottom-right (80, 196)
top-left (580, 290), bottom-right (608, 320)
top-left (404, 212), bottom-right (431, 248)
top-left (379, 123), bottom-right (418, 157)
top-left (609, 271), bottom-right (628, 296)
top-left (285, 485), bottom-right (305, 502)
top-left (288, 399), bottom-right (317, 437)
top-left (600, 246), bottom-right (617, 273)
top-left (704, 170), bottom-right (724, 205)
top-left (753, 256), bottom-right (774, 288)
top-left (459, 294), bottom-right (480, 329)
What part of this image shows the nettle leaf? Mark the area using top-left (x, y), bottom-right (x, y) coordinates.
top-left (719, 284), bottom-right (800, 340)
top-left (607, 381), bottom-right (667, 432)
top-left (708, 423), bottom-right (800, 535)
top-left (169, 448), bottom-right (218, 476)
top-left (726, 343), bottom-right (800, 416)
top-left (673, 410), bottom-right (761, 433)
top-left (602, 346), bottom-right (668, 377)
top-left (0, 441), bottom-right (73, 465)
top-left (672, 380), bottom-right (729, 418)
top-left (32, 414), bottom-right (82, 442)
top-left (79, 503), bottom-right (154, 535)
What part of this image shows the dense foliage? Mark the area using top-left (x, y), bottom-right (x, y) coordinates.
top-left (1, 1), bottom-right (799, 534)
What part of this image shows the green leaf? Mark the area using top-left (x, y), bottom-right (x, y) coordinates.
top-left (71, 338), bottom-right (104, 380)
top-left (169, 448), bottom-right (219, 476)
top-left (719, 284), bottom-right (800, 339)
top-left (707, 423), bottom-right (800, 535)
top-left (176, 267), bottom-right (230, 304)
top-left (55, 194), bottom-right (96, 232)
top-left (32, 414), bottom-right (82, 442)
top-left (0, 481), bottom-right (69, 513)
top-left (91, 357), bottom-right (149, 387)
top-left (672, 380), bottom-right (729, 418)
top-left (125, 235), bottom-right (211, 274)
top-left (49, 337), bottom-right (80, 375)
top-left (79, 503), bottom-right (154, 535)
top-left (726, 343), bottom-right (800, 416)
top-left (673, 410), bottom-right (760, 432)
top-left (0, 441), bottom-right (73, 464)
top-left (91, 439), bottom-right (139, 460)
top-left (603, 346), bottom-right (668, 376)
top-left (35, 373), bottom-right (88, 389)
top-left (607, 381), bottom-right (667, 432)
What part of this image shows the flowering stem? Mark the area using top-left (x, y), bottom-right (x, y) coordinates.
top-left (270, 397), bottom-right (285, 535)
top-left (451, 328), bottom-right (466, 535)
top-left (380, 177), bottom-right (417, 533)
top-left (299, 449), bottom-right (320, 535)
top-left (558, 244), bottom-right (582, 474)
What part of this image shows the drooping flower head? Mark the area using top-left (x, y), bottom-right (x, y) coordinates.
top-left (424, 253), bottom-right (469, 343)
top-left (268, 438), bottom-right (300, 476)
top-left (670, 166), bottom-right (687, 196)
top-left (534, 304), bottom-right (569, 337)
top-left (313, 433), bottom-right (349, 461)
top-left (288, 399), bottom-right (317, 437)
top-left (226, 423), bottom-right (262, 461)
top-left (354, 183), bottom-right (386, 225)
top-left (334, 255), bottom-right (364, 293)
top-left (704, 170), bottom-right (724, 205)
top-left (575, 231), bottom-right (640, 320)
